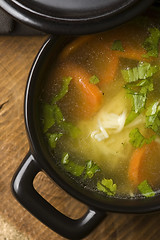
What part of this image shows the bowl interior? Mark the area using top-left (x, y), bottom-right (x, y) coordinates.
top-left (25, 31), bottom-right (160, 214)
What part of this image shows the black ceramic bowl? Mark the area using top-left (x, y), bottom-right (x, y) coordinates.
top-left (12, 34), bottom-right (160, 240)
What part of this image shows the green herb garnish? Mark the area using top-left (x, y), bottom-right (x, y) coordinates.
top-left (125, 111), bottom-right (139, 125)
top-left (122, 62), bottom-right (159, 125)
top-left (111, 40), bottom-right (124, 52)
top-left (124, 78), bottom-right (154, 120)
top-left (89, 75), bottom-right (100, 84)
top-left (51, 76), bottom-right (72, 104)
top-left (42, 102), bottom-right (80, 139)
top-left (97, 178), bottom-right (117, 196)
top-left (143, 27), bottom-right (160, 58)
top-left (64, 161), bottom-right (85, 177)
top-left (53, 104), bottom-right (64, 124)
top-left (146, 101), bottom-right (160, 134)
top-left (59, 121), bottom-right (81, 139)
top-left (132, 93), bottom-right (146, 114)
top-left (47, 133), bottom-right (63, 149)
top-left (61, 153), bottom-right (85, 177)
top-left (84, 160), bottom-right (100, 179)
top-left (138, 180), bottom-right (155, 197)
top-left (61, 153), bottom-right (100, 179)
top-left (129, 128), bottom-right (155, 148)
top-left (61, 152), bottom-right (70, 165)
top-left (42, 103), bottom-right (55, 133)
top-left (122, 62), bottom-right (159, 83)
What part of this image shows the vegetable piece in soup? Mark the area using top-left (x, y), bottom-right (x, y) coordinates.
top-left (40, 15), bottom-right (160, 199)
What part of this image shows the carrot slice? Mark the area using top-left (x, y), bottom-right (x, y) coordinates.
top-left (128, 141), bottom-right (160, 188)
top-left (58, 64), bottom-right (103, 121)
top-left (99, 53), bottom-right (119, 85)
top-left (59, 35), bottom-right (94, 60)
top-left (128, 145), bottom-right (147, 187)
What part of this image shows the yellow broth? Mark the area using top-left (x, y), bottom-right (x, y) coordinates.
top-left (40, 14), bottom-right (160, 198)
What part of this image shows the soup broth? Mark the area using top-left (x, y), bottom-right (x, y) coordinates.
top-left (40, 13), bottom-right (160, 199)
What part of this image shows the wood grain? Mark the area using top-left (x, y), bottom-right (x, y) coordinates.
top-left (1, 36), bottom-right (160, 240)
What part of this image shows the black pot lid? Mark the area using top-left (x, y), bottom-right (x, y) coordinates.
top-left (0, 0), bottom-right (156, 34)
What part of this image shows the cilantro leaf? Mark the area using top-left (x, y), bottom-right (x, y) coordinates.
top-left (61, 153), bottom-right (85, 177)
top-left (125, 78), bottom-right (153, 114)
top-left (89, 75), bottom-right (100, 84)
top-left (129, 128), bottom-right (146, 148)
top-left (122, 62), bottom-right (159, 83)
top-left (61, 152), bottom-right (70, 164)
top-left (138, 180), bottom-right (155, 197)
top-left (146, 101), bottom-right (160, 134)
top-left (42, 103), bottom-right (55, 133)
top-left (63, 161), bottom-right (85, 177)
top-left (111, 40), bottom-right (124, 52)
top-left (61, 153), bottom-right (101, 179)
top-left (51, 76), bottom-right (72, 104)
top-left (123, 62), bottom-right (158, 125)
top-left (125, 111), bottom-right (139, 125)
top-left (143, 27), bottom-right (160, 58)
top-left (59, 121), bottom-right (81, 138)
top-left (129, 128), bottom-right (155, 148)
top-left (97, 178), bottom-right (117, 196)
top-left (84, 160), bottom-right (100, 179)
top-left (132, 93), bottom-right (146, 114)
top-left (47, 104), bottom-right (81, 138)
top-left (53, 104), bottom-right (64, 124)
top-left (46, 133), bottom-right (63, 149)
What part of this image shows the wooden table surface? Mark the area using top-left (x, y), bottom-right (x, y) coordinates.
top-left (1, 35), bottom-right (160, 240)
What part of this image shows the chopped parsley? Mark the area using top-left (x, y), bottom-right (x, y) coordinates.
top-left (63, 160), bottom-right (85, 177)
top-left (111, 40), bottom-right (124, 52)
top-left (97, 178), bottom-right (117, 196)
top-left (138, 180), bottom-right (155, 197)
top-left (89, 75), bottom-right (100, 84)
top-left (51, 76), bottom-right (72, 104)
top-left (61, 153), bottom-right (85, 177)
top-left (42, 102), bottom-right (80, 140)
top-left (84, 160), bottom-right (100, 179)
top-left (61, 154), bottom-right (100, 178)
top-left (61, 152), bottom-right (70, 165)
top-left (53, 104), bottom-right (64, 124)
top-left (125, 111), bottom-right (139, 125)
top-left (143, 27), bottom-right (160, 58)
top-left (122, 62), bottom-right (159, 125)
top-left (46, 133), bottom-right (63, 149)
top-left (42, 75), bottom-right (81, 144)
top-left (124, 78), bottom-right (153, 122)
top-left (122, 62), bottom-right (159, 83)
top-left (146, 101), bottom-right (160, 135)
top-left (42, 103), bottom-right (55, 133)
top-left (59, 121), bottom-right (81, 139)
top-left (129, 128), bottom-right (155, 148)
top-left (132, 93), bottom-right (146, 114)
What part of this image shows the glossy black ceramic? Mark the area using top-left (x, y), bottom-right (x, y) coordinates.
top-left (0, 0), bottom-right (155, 34)
top-left (11, 34), bottom-right (160, 239)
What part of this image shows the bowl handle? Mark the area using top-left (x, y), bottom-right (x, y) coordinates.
top-left (11, 151), bottom-right (106, 239)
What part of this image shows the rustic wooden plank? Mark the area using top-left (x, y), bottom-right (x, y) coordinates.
top-left (0, 36), bottom-right (160, 240)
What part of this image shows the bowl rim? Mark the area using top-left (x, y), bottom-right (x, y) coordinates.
top-left (24, 35), bottom-right (160, 214)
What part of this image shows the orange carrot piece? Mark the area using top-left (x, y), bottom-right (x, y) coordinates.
top-left (99, 47), bottom-right (147, 86)
top-left (99, 53), bottom-right (119, 85)
top-left (128, 141), bottom-right (160, 187)
top-left (59, 35), bottom-right (94, 60)
top-left (128, 145), bottom-right (147, 187)
top-left (59, 64), bottom-right (103, 120)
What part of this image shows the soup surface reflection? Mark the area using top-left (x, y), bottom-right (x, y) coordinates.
top-left (40, 14), bottom-right (160, 199)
